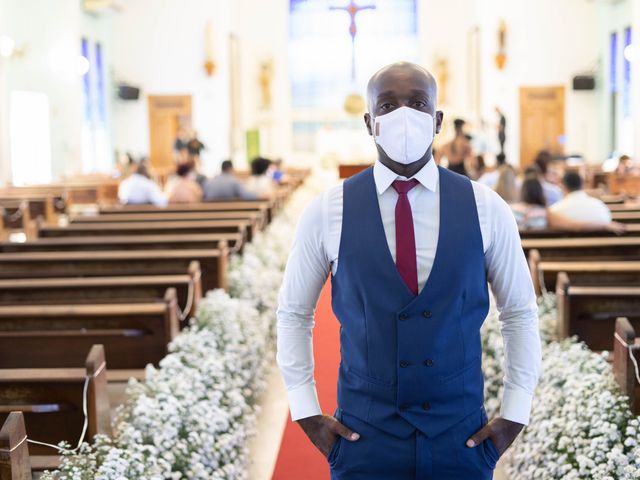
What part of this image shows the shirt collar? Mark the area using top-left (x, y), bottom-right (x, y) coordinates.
top-left (373, 157), bottom-right (438, 195)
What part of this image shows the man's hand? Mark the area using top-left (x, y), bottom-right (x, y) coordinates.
top-left (297, 414), bottom-right (360, 458)
top-left (466, 417), bottom-right (524, 456)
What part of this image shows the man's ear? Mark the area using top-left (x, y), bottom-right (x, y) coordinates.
top-left (435, 110), bottom-right (444, 134)
top-left (364, 113), bottom-right (373, 136)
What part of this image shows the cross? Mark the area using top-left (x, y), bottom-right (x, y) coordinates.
top-left (330, 0), bottom-right (376, 81)
top-left (330, 0), bottom-right (376, 42)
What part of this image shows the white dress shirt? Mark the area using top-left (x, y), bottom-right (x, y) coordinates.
top-left (276, 160), bottom-right (541, 426)
top-left (118, 173), bottom-right (168, 207)
top-left (549, 190), bottom-right (612, 223)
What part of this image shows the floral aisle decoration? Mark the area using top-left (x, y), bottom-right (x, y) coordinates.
top-left (481, 294), bottom-right (640, 479)
top-left (40, 173), bottom-right (327, 479)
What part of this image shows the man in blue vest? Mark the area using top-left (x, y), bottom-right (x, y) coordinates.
top-left (277, 62), bottom-right (541, 479)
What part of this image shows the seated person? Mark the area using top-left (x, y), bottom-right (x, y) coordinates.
top-left (118, 162), bottom-right (168, 207)
top-left (165, 162), bottom-right (203, 204)
top-left (246, 157), bottom-right (276, 198)
top-left (550, 171), bottom-right (612, 223)
top-left (203, 160), bottom-right (257, 201)
top-left (478, 153), bottom-right (507, 189)
top-left (511, 174), bottom-right (624, 233)
top-left (533, 151), bottom-right (564, 205)
top-left (271, 158), bottom-right (288, 184)
top-left (494, 164), bottom-right (519, 204)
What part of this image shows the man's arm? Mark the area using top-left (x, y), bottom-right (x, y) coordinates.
top-left (276, 192), bottom-right (359, 457)
top-left (467, 187), bottom-right (542, 454)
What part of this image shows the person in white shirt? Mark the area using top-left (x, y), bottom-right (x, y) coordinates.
top-left (246, 157), bottom-right (276, 198)
top-left (550, 171), bottom-right (612, 224)
top-left (277, 62), bottom-right (541, 479)
top-left (117, 163), bottom-right (168, 207)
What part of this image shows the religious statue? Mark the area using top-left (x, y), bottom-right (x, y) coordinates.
top-left (259, 59), bottom-right (273, 111)
top-left (434, 57), bottom-right (449, 106)
top-left (495, 20), bottom-right (507, 70)
top-left (329, 0), bottom-right (375, 116)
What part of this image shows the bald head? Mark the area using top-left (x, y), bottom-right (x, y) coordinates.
top-left (366, 62), bottom-right (438, 114)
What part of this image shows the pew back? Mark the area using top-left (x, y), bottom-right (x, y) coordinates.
top-left (0, 345), bottom-right (111, 466)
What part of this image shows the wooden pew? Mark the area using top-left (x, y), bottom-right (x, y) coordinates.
top-left (608, 203), bottom-right (640, 212)
top-left (521, 237), bottom-right (640, 261)
top-left (0, 248), bottom-right (227, 293)
top-left (614, 317), bottom-right (640, 415)
top-left (99, 200), bottom-right (274, 221)
top-left (611, 211), bottom-right (640, 223)
top-left (519, 224), bottom-right (640, 239)
top-left (0, 291), bottom-right (179, 375)
top-left (556, 273), bottom-right (640, 351)
top-left (70, 210), bottom-right (264, 236)
top-left (99, 200), bottom-right (273, 223)
top-left (0, 345), bottom-right (111, 472)
top-left (0, 232), bottom-right (243, 255)
top-left (37, 218), bottom-right (251, 244)
top-left (0, 412), bottom-right (32, 479)
top-left (0, 261), bottom-right (202, 322)
top-left (0, 201), bottom-right (32, 232)
top-left (528, 249), bottom-right (640, 295)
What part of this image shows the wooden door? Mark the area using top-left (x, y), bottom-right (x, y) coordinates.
top-left (148, 95), bottom-right (192, 176)
top-left (519, 86), bottom-right (565, 168)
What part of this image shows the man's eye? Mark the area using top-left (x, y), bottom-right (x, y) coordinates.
top-left (380, 103), bottom-right (394, 110)
top-left (413, 101), bottom-right (427, 108)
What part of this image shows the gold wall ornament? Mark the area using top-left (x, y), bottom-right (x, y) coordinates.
top-left (434, 57), bottom-right (449, 105)
top-left (204, 21), bottom-right (216, 77)
top-left (495, 20), bottom-right (507, 70)
top-left (344, 92), bottom-right (365, 116)
top-left (259, 59), bottom-right (273, 111)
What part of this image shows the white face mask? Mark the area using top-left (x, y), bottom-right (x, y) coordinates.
top-left (372, 106), bottom-right (435, 165)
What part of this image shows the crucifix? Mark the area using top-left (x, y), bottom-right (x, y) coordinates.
top-left (330, 0), bottom-right (376, 82)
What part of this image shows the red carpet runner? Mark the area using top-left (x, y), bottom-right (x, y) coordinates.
top-left (272, 281), bottom-right (340, 479)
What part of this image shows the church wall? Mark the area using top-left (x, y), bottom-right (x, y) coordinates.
top-left (111, 0), bottom-right (233, 175)
top-left (0, 0), bottom-right (84, 183)
top-left (229, 0), bottom-right (293, 167)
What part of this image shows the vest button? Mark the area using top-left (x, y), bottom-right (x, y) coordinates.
top-left (399, 313), bottom-right (408, 320)
top-left (423, 311), bottom-right (432, 318)
top-left (399, 404), bottom-right (409, 411)
top-left (422, 402), bottom-right (431, 411)
top-left (424, 359), bottom-right (433, 367)
top-left (399, 360), bottom-right (410, 368)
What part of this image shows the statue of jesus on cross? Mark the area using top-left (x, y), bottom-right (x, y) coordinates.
top-left (330, 0), bottom-right (376, 81)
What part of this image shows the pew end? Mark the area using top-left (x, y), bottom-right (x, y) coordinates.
top-left (528, 249), bottom-right (542, 296)
top-left (555, 272), bottom-right (570, 341)
top-left (0, 412), bottom-right (32, 480)
top-left (85, 345), bottom-right (112, 439)
top-left (614, 317), bottom-right (640, 415)
top-left (164, 288), bottom-right (180, 341)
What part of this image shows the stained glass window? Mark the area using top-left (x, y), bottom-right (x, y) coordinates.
top-left (623, 26), bottom-right (632, 119)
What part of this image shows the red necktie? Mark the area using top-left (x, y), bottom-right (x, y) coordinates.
top-left (392, 179), bottom-right (419, 296)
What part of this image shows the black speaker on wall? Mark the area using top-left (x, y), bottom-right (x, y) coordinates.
top-left (117, 85), bottom-right (140, 100)
top-left (573, 75), bottom-right (595, 91)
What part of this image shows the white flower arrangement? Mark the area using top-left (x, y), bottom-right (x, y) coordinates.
top-left (40, 174), bottom-right (325, 480)
top-left (482, 293), bottom-right (640, 479)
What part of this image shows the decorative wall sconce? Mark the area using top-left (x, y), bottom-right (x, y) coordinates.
top-left (495, 20), bottom-right (507, 70)
top-left (204, 21), bottom-right (216, 76)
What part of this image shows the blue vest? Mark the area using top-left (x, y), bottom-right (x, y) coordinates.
top-left (331, 166), bottom-right (489, 439)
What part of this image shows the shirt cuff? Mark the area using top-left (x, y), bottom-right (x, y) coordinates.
top-left (499, 384), bottom-right (534, 425)
top-left (287, 383), bottom-right (322, 421)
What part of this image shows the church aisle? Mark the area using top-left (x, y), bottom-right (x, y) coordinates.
top-left (272, 281), bottom-right (340, 479)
